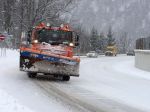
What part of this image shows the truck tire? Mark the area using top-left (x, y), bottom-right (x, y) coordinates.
top-left (28, 72), bottom-right (37, 78)
top-left (62, 75), bottom-right (70, 81)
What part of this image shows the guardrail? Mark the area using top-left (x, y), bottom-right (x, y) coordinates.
top-left (135, 50), bottom-right (150, 72)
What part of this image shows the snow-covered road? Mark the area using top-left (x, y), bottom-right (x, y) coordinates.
top-left (0, 50), bottom-right (150, 112)
top-left (0, 50), bottom-right (84, 112)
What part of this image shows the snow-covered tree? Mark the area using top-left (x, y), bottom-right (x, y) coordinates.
top-left (98, 32), bottom-right (108, 52)
top-left (107, 26), bottom-right (115, 46)
top-left (90, 27), bottom-right (99, 51)
top-left (73, 24), bottom-right (90, 53)
top-left (116, 32), bottom-right (134, 53)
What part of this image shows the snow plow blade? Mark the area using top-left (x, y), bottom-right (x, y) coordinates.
top-left (20, 50), bottom-right (80, 77)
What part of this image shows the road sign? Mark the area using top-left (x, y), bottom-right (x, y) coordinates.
top-left (0, 34), bottom-right (5, 41)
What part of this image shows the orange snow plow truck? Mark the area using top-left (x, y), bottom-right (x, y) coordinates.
top-left (20, 23), bottom-right (80, 81)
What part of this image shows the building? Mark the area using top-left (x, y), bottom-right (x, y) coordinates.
top-left (136, 37), bottom-right (150, 50)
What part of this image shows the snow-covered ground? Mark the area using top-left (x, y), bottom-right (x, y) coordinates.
top-left (0, 50), bottom-right (81, 112)
top-left (0, 50), bottom-right (150, 112)
top-left (78, 56), bottom-right (150, 112)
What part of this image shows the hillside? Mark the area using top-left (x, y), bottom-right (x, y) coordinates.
top-left (71, 0), bottom-right (150, 38)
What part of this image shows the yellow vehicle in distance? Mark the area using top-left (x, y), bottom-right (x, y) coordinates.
top-left (105, 46), bottom-right (117, 56)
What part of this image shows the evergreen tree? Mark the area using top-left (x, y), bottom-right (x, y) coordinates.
top-left (90, 27), bottom-right (99, 51)
top-left (117, 32), bottom-right (132, 53)
top-left (99, 32), bottom-right (107, 52)
top-left (107, 26), bottom-right (115, 46)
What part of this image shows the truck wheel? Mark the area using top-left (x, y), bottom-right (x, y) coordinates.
top-left (62, 75), bottom-right (70, 81)
top-left (28, 72), bottom-right (37, 78)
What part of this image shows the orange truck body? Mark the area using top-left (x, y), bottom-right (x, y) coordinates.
top-left (20, 23), bottom-right (80, 81)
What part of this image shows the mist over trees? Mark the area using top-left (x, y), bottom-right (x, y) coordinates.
top-left (0, 0), bottom-right (136, 53)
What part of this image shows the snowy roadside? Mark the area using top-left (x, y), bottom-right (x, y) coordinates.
top-left (78, 56), bottom-right (150, 112)
top-left (113, 58), bottom-right (150, 81)
top-left (0, 49), bottom-right (82, 112)
top-left (1, 50), bottom-right (150, 112)
top-left (0, 89), bottom-right (34, 112)
top-left (0, 50), bottom-right (34, 112)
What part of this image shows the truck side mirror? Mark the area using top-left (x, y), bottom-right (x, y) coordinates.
top-left (27, 37), bottom-right (31, 43)
top-left (27, 30), bottom-right (32, 43)
top-left (75, 35), bottom-right (79, 46)
top-left (76, 35), bottom-right (79, 42)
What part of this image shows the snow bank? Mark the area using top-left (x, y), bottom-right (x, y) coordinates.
top-left (113, 58), bottom-right (150, 81)
top-left (0, 89), bottom-right (34, 112)
top-left (0, 49), bottom-right (80, 112)
top-left (0, 49), bottom-right (34, 112)
top-left (112, 58), bottom-right (150, 111)
top-left (78, 56), bottom-right (150, 112)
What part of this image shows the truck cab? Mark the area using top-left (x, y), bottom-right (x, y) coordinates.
top-left (20, 23), bottom-right (80, 81)
top-left (105, 46), bottom-right (117, 56)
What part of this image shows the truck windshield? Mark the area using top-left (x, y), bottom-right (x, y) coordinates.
top-left (35, 29), bottom-right (73, 45)
top-left (107, 48), bottom-right (114, 51)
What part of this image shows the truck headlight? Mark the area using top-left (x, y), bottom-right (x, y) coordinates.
top-left (33, 40), bottom-right (38, 44)
top-left (69, 43), bottom-right (74, 47)
top-left (46, 23), bottom-right (51, 27)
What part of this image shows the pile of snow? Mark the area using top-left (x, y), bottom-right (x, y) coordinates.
top-left (0, 89), bottom-right (33, 112)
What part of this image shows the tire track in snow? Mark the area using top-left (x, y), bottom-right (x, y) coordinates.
top-left (33, 77), bottom-right (143, 112)
top-left (32, 56), bottom-right (144, 112)
top-left (34, 79), bottom-right (105, 112)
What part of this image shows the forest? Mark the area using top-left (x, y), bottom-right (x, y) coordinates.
top-left (0, 0), bottom-right (133, 53)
